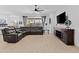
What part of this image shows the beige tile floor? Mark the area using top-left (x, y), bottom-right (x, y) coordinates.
top-left (0, 34), bottom-right (79, 53)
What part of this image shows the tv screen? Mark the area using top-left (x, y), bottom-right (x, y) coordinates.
top-left (57, 12), bottom-right (66, 24)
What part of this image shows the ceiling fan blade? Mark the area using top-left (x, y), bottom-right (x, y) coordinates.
top-left (37, 9), bottom-right (44, 11)
top-left (39, 10), bottom-right (44, 11)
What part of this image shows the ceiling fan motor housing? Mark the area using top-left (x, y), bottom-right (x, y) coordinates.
top-left (35, 8), bottom-right (38, 11)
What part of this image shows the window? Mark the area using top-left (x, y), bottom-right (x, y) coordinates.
top-left (26, 16), bottom-right (43, 27)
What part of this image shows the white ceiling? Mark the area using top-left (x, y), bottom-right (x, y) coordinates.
top-left (0, 5), bottom-right (65, 16)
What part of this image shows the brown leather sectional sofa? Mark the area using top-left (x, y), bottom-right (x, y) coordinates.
top-left (2, 27), bottom-right (43, 43)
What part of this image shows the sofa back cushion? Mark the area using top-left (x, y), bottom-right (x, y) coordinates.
top-left (2, 28), bottom-right (17, 35)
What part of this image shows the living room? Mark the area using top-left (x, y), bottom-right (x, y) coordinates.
top-left (0, 5), bottom-right (79, 52)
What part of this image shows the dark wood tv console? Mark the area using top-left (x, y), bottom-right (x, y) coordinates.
top-left (54, 27), bottom-right (74, 45)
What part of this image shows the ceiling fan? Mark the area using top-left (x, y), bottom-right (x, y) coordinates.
top-left (34, 5), bottom-right (44, 12)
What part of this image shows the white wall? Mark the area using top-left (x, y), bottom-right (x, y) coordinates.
top-left (43, 15), bottom-right (53, 34)
top-left (49, 12), bottom-right (57, 34)
top-left (43, 16), bottom-right (49, 34)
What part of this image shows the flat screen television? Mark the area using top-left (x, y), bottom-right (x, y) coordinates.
top-left (57, 12), bottom-right (66, 24)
